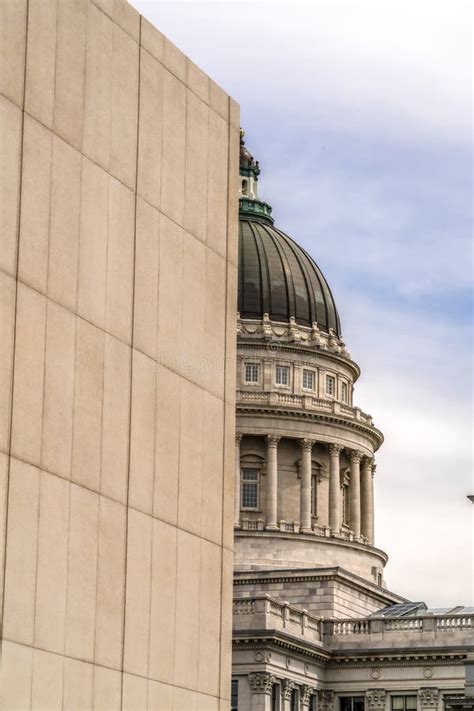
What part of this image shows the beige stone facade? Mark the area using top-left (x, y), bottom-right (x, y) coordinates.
top-left (0, 1), bottom-right (239, 708)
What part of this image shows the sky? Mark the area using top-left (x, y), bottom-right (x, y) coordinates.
top-left (131, 0), bottom-right (473, 606)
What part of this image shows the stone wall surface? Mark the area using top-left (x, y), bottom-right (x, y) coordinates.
top-left (0, 1), bottom-right (239, 708)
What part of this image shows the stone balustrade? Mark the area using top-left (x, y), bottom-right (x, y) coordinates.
top-left (233, 595), bottom-right (474, 651)
top-left (233, 595), bottom-right (323, 645)
top-left (237, 390), bottom-right (374, 425)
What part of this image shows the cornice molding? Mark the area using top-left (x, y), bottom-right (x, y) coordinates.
top-left (236, 406), bottom-right (384, 449)
top-left (233, 633), bottom-right (468, 669)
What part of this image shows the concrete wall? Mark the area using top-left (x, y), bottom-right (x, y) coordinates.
top-left (0, 1), bottom-right (239, 708)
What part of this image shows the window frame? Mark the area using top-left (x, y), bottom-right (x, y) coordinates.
top-left (244, 361), bottom-right (260, 384)
top-left (275, 364), bottom-right (290, 387)
top-left (231, 679), bottom-right (239, 711)
top-left (241, 467), bottom-right (260, 511)
top-left (302, 368), bottom-right (315, 391)
top-left (341, 380), bottom-right (349, 403)
top-left (311, 472), bottom-right (318, 517)
top-left (391, 696), bottom-right (417, 711)
top-left (325, 373), bottom-right (336, 397)
top-left (339, 696), bottom-right (366, 711)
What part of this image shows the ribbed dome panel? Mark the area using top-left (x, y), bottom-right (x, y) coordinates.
top-left (238, 217), bottom-right (341, 336)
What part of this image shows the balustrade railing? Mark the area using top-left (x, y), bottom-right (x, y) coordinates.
top-left (236, 390), bottom-right (373, 425)
top-left (233, 597), bottom-right (474, 645)
top-left (436, 616), bottom-right (473, 630)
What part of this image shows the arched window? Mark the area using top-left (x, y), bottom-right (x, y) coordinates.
top-left (242, 178), bottom-right (248, 195)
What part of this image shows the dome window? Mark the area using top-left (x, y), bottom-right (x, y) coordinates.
top-left (275, 365), bottom-right (290, 386)
top-left (241, 468), bottom-right (260, 510)
top-left (242, 178), bottom-right (248, 195)
top-left (244, 362), bottom-right (259, 383)
top-left (325, 374), bottom-right (336, 397)
top-left (303, 369), bottom-right (315, 391)
top-left (341, 381), bottom-right (348, 403)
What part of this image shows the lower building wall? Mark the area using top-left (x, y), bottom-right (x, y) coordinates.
top-left (235, 533), bottom-right (387, 588)
top-left (0, 1), bottom-right (239, 708)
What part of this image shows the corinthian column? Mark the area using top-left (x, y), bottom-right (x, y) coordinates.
top-left (349, 450), bottom-right (362, 540)
top-left (234, 434), bottom-right (242, 528)
top-left (361, 458), bottom-right (375, 543)
top-left (300, 438), bottom-right (314, 533)
top-left (265, 435), bottom-right (280, 530)
top-left (328, 444), bottom-right (343, 534)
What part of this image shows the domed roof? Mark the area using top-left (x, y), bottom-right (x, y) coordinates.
top-left (238, 216), bottom-right (341, 335)
top-left (237, 134), bottom-right (341, 335)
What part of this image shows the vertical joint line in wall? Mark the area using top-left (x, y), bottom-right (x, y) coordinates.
top-left (217, 98), bottom-right (233, 703)
top-left (119, 15), bottom-right (142, 706)
top-left (1, 0), bottom-right (31, 636)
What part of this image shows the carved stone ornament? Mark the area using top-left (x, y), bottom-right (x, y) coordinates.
top-left (266, 434), bottom-right (281, 447)
top-left (419, 688), bottom-right (439, 708)
top-left (329, 443), bottom-right (343, 456)
top-left (366, 689), bottom-right (386, 709)
top-left (318, 690), bottom-right (335, 711)
top-left (248, 672), bottom-right (275, 695)
top-left (302, 685), bottom-right (316, 705)
top-left (300, 438), bottom-right (315, 452)
top-left (283, 680), bottom-right (296, 700)
top-left (350, 449), bottom-right (362, 463)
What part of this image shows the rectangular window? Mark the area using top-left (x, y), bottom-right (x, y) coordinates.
top-left (311, 473), bottom-right (318, 516)
top-left (272, 684), bottom-right (280, 711)
top-left (340, 698), bottom-right (365, 711)
top-left (241, 468), bottom-right (259, 509)
top-left (231, 680), bottom-right (238, 711)
top-left (310, 696), bottom-right (317, 711)
top-left (341, 381), bottom-right (348, 403)
top-left (325, 374), bottom-right (336, 396)
top-left (392, 698), bottom-right (417, 711)
top-left (276, 365), bottom-right (290, 386)
top-left (290, 689), bottom-right (298, 711)
top-left (303, 369), bottom-right (315, 390)
top-left (245, 363), bottom-right (259, 383)
top-left (342, 486), bottom-right (349, 526)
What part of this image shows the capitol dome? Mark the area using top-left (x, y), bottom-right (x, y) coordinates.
top-left (234, 133), bottom-right (386, 589)
top-left (238, 217), bottom-right (341, 335)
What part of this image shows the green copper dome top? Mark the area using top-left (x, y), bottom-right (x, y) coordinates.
top-left (238, 134), bottom-right (341, 335)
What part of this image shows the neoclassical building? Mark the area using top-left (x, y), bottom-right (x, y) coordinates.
top-left (232, 135), bottom-right (473, 711)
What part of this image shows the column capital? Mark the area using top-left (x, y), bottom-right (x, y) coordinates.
top-left (349, 449), bottom-right (363, 463)
top-left (418, 688), bottom-right (439, 709)
top-left (329, 443), bottom-right (343, 455)
top-left (366, 690), bottom-right (386, 710)
top-left (266, 434), bottom-right (281, 447)
top-left (302, 685), bottom-right (316, 705)
top-left (248, 672), bottom-right (275, 695)
top-left (235, 433), bottom-right (243, 445)
top-left (283, 680), bottom-right (296, 701)
top-left (362, 455), bottom-right (374, 469)
top-left (318, 690), bottom-right (335, 711)
top-left (300, 438), bottom-right (315, 452)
